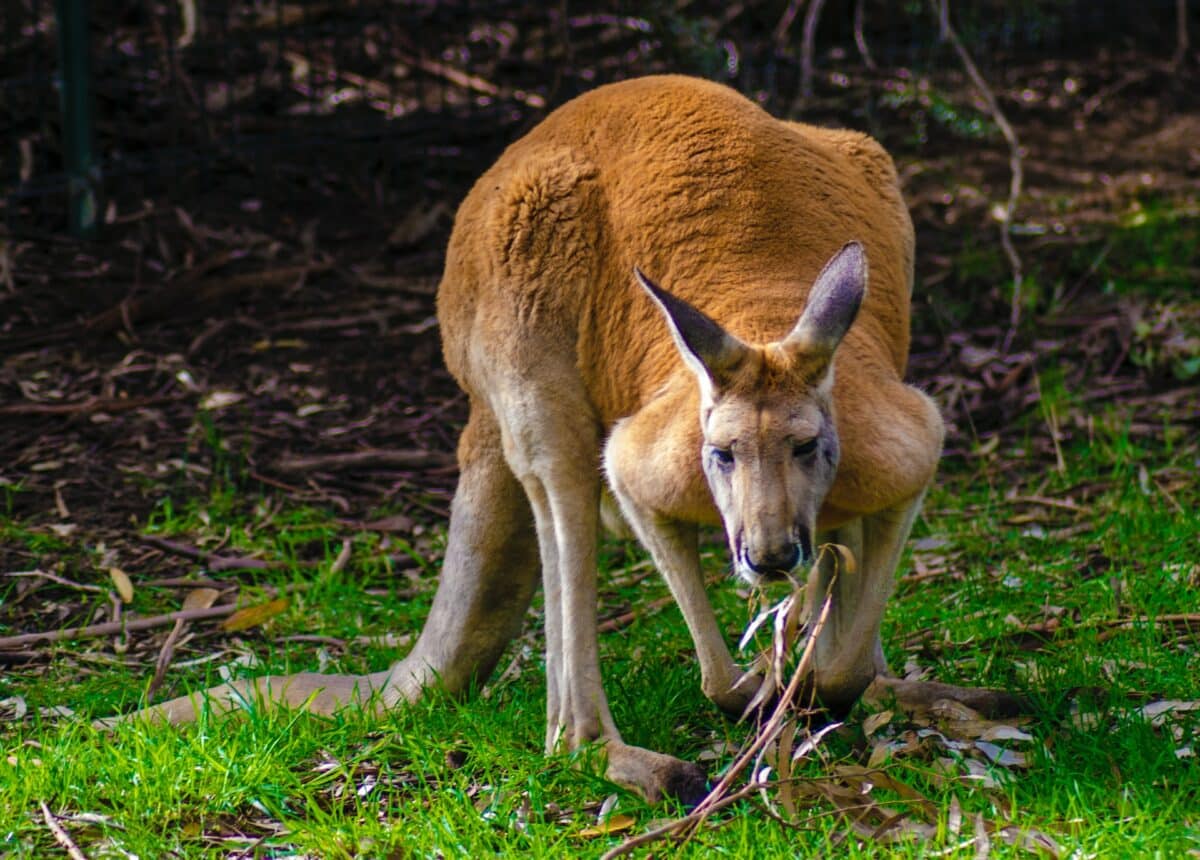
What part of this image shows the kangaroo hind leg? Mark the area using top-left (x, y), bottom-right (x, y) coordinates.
top-left (374, 399), bottom-right (541, 706)
top-left (97, 399), bottom-right (541, 729)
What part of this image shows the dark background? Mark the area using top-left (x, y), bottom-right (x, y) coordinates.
top-left (1, 0), bottom-right (1197, 538)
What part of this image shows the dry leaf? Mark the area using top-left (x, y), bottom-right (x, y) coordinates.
top-left (977, 724), bottom-right (1034, 743)
top-left (931, 698), bottom-right (983, 722)
top-left (863, 709), bottom-right (895, 737)
top-left (577, 813), bottom-right (636, 838)
top-left (947, 795), bottom-right (963, 836)
top-left (200, 390), bottom-right (244, 411)
top-left (183, 587), bottom-right (221, 610)
top-left (221, 598), bottom-right (289, 632)
top-left (1140, 699), bottom-right (1200, 726)
top-left (0, 696), bottom-right (28, 721)
top-left (108, 567), bottom-right (134, 602)
top-left (974, 741), bottom-right (1028, 768)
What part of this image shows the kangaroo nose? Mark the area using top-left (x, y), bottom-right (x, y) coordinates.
top-left (747, 543), bottom-right (801, 576)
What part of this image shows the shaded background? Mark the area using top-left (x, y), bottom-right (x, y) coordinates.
top-left (1, 0), bottom-right (1197, 539)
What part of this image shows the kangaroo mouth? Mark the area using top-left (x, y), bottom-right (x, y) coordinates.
top-left (732, 542), bottom-right (804, 586)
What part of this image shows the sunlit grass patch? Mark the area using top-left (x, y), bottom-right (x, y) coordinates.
top-left (3, 392), bottom-right (1198, 856)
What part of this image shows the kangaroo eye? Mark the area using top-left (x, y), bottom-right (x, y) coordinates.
top-left (793, 438), bottom-right (819, 458)
top-left (710, 447), bottom-right (734, 467)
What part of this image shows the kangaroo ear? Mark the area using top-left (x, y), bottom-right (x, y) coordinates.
top-left (782, 241), bottom-right (868, 359)
top-left (635, 267), bottom-right (748, 391)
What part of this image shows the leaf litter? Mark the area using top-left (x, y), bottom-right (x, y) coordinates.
top-left (605, 544), bottom-right (1063, 859)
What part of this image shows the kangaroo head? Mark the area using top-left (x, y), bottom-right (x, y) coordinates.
top-left (636, 242), bottom-right (867, 584)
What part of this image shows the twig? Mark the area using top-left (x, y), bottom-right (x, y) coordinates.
top-left (1172, 0), bottom-right (1190, 69)
top-left (329, 538), bottom-right (353, 575)
top-left (853, 0), bottom-right (876, 70)
top-left (772, 0), bottom-right (805, 49)
top-left (800, 0), bottom-right (828, 99)
top-left (275, 448), bottom-right (454, 473)
top-left (597, 595), bottom-right (677, 633)
top-left (39, 802), bottom-right (90, 860)
top-left (147, 617), bottom-right (188, 698)
top-left (136, 534), bottom-right (298, 572)
top-left (0, 604), bottom-right (239, 650)
top-left (138, 576), bottom-right (232, 589)
top-left (6, 570), bottom-right (105, 593)
top-left (1005, 494), bottom-right (1082, 512)
top-left (278, 634), bottom-right (347, 648)
top-left (910, 611), bottom-right (1200, 653)
top-left (0, 394), bottom-right (185, 416)
top-left (602, 780), bottom-right (768, 860)
top-left (932, 0), bottom-right (1024, 350)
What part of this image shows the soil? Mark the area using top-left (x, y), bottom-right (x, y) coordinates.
top-left (1, 51), bottom-right (1197, 588)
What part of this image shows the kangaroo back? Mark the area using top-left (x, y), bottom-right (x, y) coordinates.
top-left (438, 75), bottom-right (915, 426)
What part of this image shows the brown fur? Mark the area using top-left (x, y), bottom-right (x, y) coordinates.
top-left (102, 76), bottom-right (1024, 805)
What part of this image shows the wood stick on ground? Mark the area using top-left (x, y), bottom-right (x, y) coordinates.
top-left (40, 802), bottom-right (89, 860)
top-left (6, 570), bottom-right (105, 593)
top-left (933, 0), bottom-right (1025, 350)
top-left (0, 394), bottom-right (185, 416)
top-left (137, 534), bottom-right (300, 572)
top-left (275, 448), bottom-right (454, 473)
top-left (329, 538), bottom-right (353, 575)
top-left (147, 617), bottom-right (188, 699)
top-left (0, 604), bottom-right (239, 650)
top-left (597, 594), bottom-right (677, 633)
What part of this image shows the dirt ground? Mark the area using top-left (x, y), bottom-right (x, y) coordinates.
top-left (1, 52), bottom-right (1197, 593)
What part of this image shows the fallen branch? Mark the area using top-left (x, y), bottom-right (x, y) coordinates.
top-left (0, 604), bottom-right (239, 650)
top-left (1, 262), bottom-right (331, 354)
top-left (0, 394), bottom-right (186, 416)
top-left (40, 802), bottom-right (89, 860)
top-left (147, 616), bottom-right (189, 699)
top-left (82, 263), bottom-right (331, 339)
top-left (275, 448), bottom-right (454, 473)
top-left (907, 612), bottom-right (1200, 653)
top-left (137, 534), bottom-right (301, 572)
top-left (772, 0), bottom-right (804, 50)
top-left (597, 595), bottom-right (677, 633)
top-left (5, 570), bottom-right (105, 593)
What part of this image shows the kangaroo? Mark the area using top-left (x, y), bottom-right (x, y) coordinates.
top-left (105, 75), bottom-right (1016, 803)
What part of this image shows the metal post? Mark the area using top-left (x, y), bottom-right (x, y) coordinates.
top-left (55, 0), bottom-right (97, 238)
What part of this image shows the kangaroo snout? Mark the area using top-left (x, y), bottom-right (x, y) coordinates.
top-left (744, 542), bottom-right (802, 578)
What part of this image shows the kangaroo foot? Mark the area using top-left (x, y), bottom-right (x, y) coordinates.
top-left (93, 671), bottom-right (385, 729)
top-left (603, 741), bottom-right (709, 806)
top-left (865, 675), bottom-right (1030, 719)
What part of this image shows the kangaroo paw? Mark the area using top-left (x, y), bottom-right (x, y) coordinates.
top-left (603, 741), bottom-right (709, 807)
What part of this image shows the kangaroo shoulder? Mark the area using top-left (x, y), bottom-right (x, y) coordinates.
top-left (474, 145), bottom-right (601, 279)
top-left (815, 127), bottom-right (902, 194)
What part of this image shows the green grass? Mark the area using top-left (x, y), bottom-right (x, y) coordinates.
top-left (2, 403), bottom-right (1198, 857)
